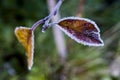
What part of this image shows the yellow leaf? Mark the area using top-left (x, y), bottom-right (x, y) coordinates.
top-left (15, 26), bottom-right (34, 70)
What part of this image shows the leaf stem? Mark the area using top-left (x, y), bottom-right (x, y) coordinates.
top-left (31, 0), bottom-right (64, 31)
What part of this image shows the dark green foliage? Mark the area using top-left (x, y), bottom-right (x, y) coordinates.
top-left (0, 0), bottom-right (120, 80)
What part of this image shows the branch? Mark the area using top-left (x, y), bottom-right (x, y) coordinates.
top-left (76, 0), bottom-right (85, 17)
top-left (47, 0), bottom-right (67, 63)
top-left (31, 0), bottom-right (64, 31)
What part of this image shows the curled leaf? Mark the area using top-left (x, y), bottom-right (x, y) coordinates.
top-left (15, 27), bottom-right (34, 70)
top-left (56, 17), bottom-right (104, 46)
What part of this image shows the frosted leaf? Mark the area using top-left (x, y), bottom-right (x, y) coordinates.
top-left (15, 27), bottom-right (34, 70)
top-left (56, 17), bottom-right (104, 46)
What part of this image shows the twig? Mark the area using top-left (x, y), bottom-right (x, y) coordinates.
top-left (47, 0), bottom-right (67, 64)
top-left (31, 0), bottom-right (64, 31)
top-left (76, 0), bottom-right (85, 17)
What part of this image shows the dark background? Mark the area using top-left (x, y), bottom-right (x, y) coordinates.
top-left (0, 0), bottom-right (120, 80)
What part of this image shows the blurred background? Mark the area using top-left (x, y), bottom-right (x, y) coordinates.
top-left (0, 0), bottom-right (120, 80)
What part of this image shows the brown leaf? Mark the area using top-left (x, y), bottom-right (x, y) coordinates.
top-left (57, 17), bottom-right (104, 46)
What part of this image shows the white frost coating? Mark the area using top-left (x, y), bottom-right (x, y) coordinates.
top-left (56, 17), bottom-right (104, 46)
top-left (15, 26), bottom-right (34, 70)
top-left (28, 29), bottom-right (34, 70)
